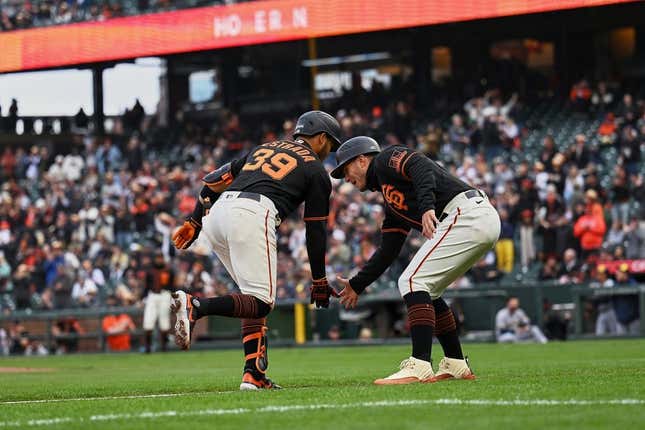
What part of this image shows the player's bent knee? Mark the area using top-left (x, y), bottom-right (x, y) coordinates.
top-left (398, 274), bottom-right (430, 296)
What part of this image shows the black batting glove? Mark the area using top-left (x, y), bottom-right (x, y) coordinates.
top-left (310, 277), bottom-right (339, 308)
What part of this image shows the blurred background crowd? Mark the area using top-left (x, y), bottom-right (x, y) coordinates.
top-left (0, 76), bottom-right (645, 349)
top-left (0, 1), bottom-right (247, 31)
top-left (1, 78), bottom-right (643, 322)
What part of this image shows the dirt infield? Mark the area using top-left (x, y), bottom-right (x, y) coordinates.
top-left (0, 367), bottom-right (55, 373)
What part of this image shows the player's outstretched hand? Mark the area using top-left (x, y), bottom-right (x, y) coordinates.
top-left (310, 277), bottom-right (339, 308)
top-left (172, 218), bottom-right (201, 250)
top-left (421, 209), bottom-right (439, 240)
top-left (337, 276), bottom-right (359, 309)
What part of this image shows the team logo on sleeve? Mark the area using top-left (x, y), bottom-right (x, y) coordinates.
top-left (388, 150), bottom-right (407, 173)
top-left (381, 184), bottom-right (408, 211)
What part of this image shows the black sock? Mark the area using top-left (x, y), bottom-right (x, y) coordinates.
top-left (144, 331), bottom-right (152, 353)
top-left (433, 298), bottom-right (464, 359)
top-left (192, 294), bottom-right (271, 319)
top-left (160, 331), bottom-right (168, 352)
top-left (404, 291), bottom-right (435, 363)
top-left (192, 295), bottom-right (234, 319)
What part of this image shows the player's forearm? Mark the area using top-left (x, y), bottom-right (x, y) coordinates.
top-left (188, 162), bottom-right (237, 221)
top-left (349, 233), bottom-right (406, 294)
top-left (189, 185), bottom-right (220, 222)
top-left (305, 220), bottom-right (327, 280)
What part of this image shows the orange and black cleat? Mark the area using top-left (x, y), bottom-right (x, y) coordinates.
top-left (171, 291), bottom-right (197, 350)
top-left (239, 372), bottom-right (282, 390)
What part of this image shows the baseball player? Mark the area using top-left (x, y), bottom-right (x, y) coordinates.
top-left (331, 136), bottom-right (500, 385)
top-left (171, 111), bottom-right (341, 390)
top-left (142, 252), bottom-right (174, 353)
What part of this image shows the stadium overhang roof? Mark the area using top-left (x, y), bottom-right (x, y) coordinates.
top-left (0, 0), bottom-right (638, 73)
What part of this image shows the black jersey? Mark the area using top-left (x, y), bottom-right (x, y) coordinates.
top-left (225, 139), bottom-right (331, 281)
top-left (349, 146), bottom-right (473, 293)
top-left (365, 146), bottom-right (473, 232)
top-left (227, 140), bottom-right (332, 221)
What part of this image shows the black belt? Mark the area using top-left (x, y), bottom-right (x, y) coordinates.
top-left (438, 190), bottom-right (485, 222)
top-left (237, 192), bottom-right (262, 202)
top-left (236, 192), bottom-right (281, 225)
top-left (465, 189), bottom-right (485, 199)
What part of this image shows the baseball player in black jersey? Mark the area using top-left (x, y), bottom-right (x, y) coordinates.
top-left (171, 111), bottom-right (341, 390)
top-left (331, 136), bottom-right (500, 385)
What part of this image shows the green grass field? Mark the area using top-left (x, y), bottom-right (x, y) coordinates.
top-left (1, 339), bottom-right (644, 429)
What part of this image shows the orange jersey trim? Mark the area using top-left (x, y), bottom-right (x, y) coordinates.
top-left (304, 216), bottom-right (328, 221)
top-left (382, 228), bottom-right (410, 236)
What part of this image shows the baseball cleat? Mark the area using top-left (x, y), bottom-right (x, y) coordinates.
top-left (171, 291), bottom-right (196, 350)
top-left (427, 356), bottom-right (476, 382)
top-left (239, 372), bottom-right (282, 390)
top-left (374, 357), bottom-right (435, 385)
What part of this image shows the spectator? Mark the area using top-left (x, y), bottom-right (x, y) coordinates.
top-left (12, 264), bottom-right (33, 310)
top-left (43, 242), bottom-right (65, 288)
top-left (573, 189), bottom-right (607, 260)
top-left (539, 256), bottom-right (561, 281)
top-left (597, 113), bottom-right (618, 146)
top-left (624, 218), bottom-right (645, 259)
top-left (495, 297), bottom-right (548, 344)
top-left (569, 79), bottom-right (592, 112)
top-left (610, 166), bottom-right (630, 225)
top-left (47, 155), bottom-right (66, 182)
top-left (102, 296), bottom-right (136, 352)
top-left (447, 114), bottom-right (471, 162)
top-left (612, 263), bottom-right (640, 335)
top-left (563, 165), bottom-right (584, 205)
top-left (538, 185), bottom-right (568, 258)
top-left (589, 264), bottom-right (616, 334)
top-left (328, 229), bottom-right (351, 268)
top-left (542, 299), bottom-right (570, 340)
top-left (71, 272), bottom-right (98, 307)
top-left (604, 221), bottom-right (625, 249)
top-left (569, 134), bottom-right (592, 169)
top-left (518, 209), bottom-right (536, 272)
top-left (8, 320), bottom-right (28, 354)
top-left (619, 125), bottom-right (641, 175)
top-left (96, 138), bottom-right (122, 174)
top-left (539, 135), bottom-right (557, 171)
top-left (62, 150), bottom-right (85, 182)
top-left (615, 93), bottom-right (636, 119)
top-left (0, 327), bottom-right (8, 356)
top-left (51, 317), bottom-right (84, 354)
top-left (142, 252), bottom-right (173, 353)
top-left (500, 117), bottom-right (519, 150)
top-left (558, 248), bottom-right (583, 284)
top-left (591, 81), bottom-right (614, 113)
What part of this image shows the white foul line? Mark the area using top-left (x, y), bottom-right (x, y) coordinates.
top-left (0, 391), bottom-right (223, 405)
top-left (0, 398), bottom-right (643, 427)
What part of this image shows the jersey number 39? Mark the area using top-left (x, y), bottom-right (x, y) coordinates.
top-left (242, 148), bottom-right (297, 180)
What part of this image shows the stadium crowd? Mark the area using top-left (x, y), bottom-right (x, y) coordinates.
top-left (0, 79), bottom-right (644, 353)
top-left (0, 0), bottom-right (248, 31)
